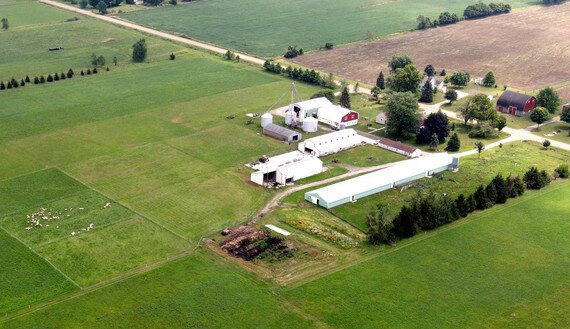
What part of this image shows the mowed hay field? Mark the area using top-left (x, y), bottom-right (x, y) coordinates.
top-left (284, 181), bottom-right (570, 328)
top-left (293, 3), bottom-right (570, 91)
top-left (0, 0), bottom-right (321, 316)
top-left (118, 0), bottom-right (532, 57)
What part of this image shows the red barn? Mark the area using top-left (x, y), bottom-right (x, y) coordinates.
top-left (496, 91), bottom-right (536, 116)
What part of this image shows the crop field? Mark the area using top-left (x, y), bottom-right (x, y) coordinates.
top-left (284, 181), bottom-right (570, 328)
top-left (118, 0), bottom-right (531, 57)
top-left (557, 85), bottom-right (570, 102)
top-left (292, 3), bottom-right (570, 91)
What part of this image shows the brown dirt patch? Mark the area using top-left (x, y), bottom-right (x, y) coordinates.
top-left (292, 4), bottom-right (570, 91)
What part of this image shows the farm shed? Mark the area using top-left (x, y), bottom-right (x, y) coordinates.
top-left (305, 153), bottom-right (457, 209)
top-left (377, 138), bottom-right (422, 158)
top-left (298, 129), bottom-right (363, 157)
top-left (375, 112), bottom-right (388, 125)
top-left (249, 151), bottom-right (323, 186)
top-left (263, 123), bottom-right (301, 142)
top-left (497, 91), bottom-right (536, 116)
top-left (317, 104), bottom-right (359, 129)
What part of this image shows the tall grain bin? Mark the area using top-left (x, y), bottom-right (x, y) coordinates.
top-left (285, 111), bottom-right (295, 126)
top-left (302, 117), bottom-right (318, 132)
top-left (260, 113), bottom-right (273, 128)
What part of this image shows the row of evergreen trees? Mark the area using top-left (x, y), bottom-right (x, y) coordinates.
top-left (369, 165), bottom-right (560, 245)
top-left (263, 60), bottom-right (335, 89)
top-left (0, 68), bottom-right (105, 91)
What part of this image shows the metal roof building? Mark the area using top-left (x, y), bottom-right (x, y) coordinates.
top-left (249, 151), bottom-right (323, 186)
top-left (305, 153), bottom-right (457, 209)
top-left (496, 91), bottom-right (536, 116)
top-left (298, 129), bottom-right (363, 157)
top-left (263, 123), bottom-right (301, 142)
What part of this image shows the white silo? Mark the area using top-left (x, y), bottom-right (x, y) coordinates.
top-left (302, 117), bottom-right (318, 132)
top-left (285, 111), bottom-right (295, 126)
top-left (260, 113), bottom-right (273, 128)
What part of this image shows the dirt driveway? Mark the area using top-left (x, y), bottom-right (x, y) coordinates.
top-left (292, 3), bottom-right (570, 91)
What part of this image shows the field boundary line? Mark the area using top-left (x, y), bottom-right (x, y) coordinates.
top-left (0, 246), bottom-right (196, 324)
top-left (0, 225), bottom-right (82, 289)
top-left (56, 167), bottom-right (193, 243)
top-left (283, 182), bottom-right (570, 290)
top-left (0, 167), bottom-right (54, 183)
top-left (0, 189), bottom-right (89, 220)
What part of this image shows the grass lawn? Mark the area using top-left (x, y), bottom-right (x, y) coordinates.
top-left (119, 0), bottom-right (533, 57)
top-left (532, 121), bottom-right (570, 144)
top-left (1, 251), bottom-right (316, 328)
top-left (321, 144), bottom-right (406, 167)
top-left (284, 181), bottom-right (570, 328)
top-left (0, 228), bottom-right (77, 315)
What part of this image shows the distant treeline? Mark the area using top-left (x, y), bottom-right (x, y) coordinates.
top-left (417, 2), bottom-right (511, 30)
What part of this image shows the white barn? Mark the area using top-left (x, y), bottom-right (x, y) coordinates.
top-left (291, 97), bottom-right (359, 130)
top-left (305, 153), bottom-right (457, 208)
top-left (298, 129), bottom-right (364, 157)
top-left (249, 151), bottom-right (323, 186)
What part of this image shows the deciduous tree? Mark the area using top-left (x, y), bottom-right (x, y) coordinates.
top-left (388, 55), bottom-right (413, 72)
top-left (530, 106), bottom-right (549, 127)
top-left (385, 92), bottom-right (420, 137)
top-left (388, 64), bottom-right (422, 94)
top-left (536, 87), bottom-right (561, 114)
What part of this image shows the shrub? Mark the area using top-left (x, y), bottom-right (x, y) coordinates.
top-left (132, 39), bottom-right (147, 63)
top-left (54, 73), bottom-right (60, 81)
top-left (284, 46), bottom-right (301, 58)
top-left (34, 77), bottom-right (40, 84)
top-left (523, 167), bottom-right (551, 190)
top-left (40, 76), bottom-right (46, 83)
top-left (169, 53), bottom-right (176, 60)
top-left (468, 124), bottom-right (498, 138)
top-left (47, 74), bottom-right (54, 82)
top-left (20, 79), bottom-right (26, 87)
top-left (60, 72), bottom-right (66, 80)
top-left (93, 67), bottom-right (98, 74)
top-left (554, 164), bottom-right (569, 178)
top-left (67, 69), bottom-right (74, 78)
top-left (324, 43), bottom-right (334, 50)
top-left (86, 69), bottom-right (92, 75)
top-left (0, 81), bottom-right (4, 90)
top-left (25, 75), bottom-right (31, 83)
top-left (506, 175), bottom-right (525, 198)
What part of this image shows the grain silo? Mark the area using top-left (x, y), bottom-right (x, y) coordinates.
top-left (260, 113), bottom-right (273, 128)
top-left (285, 111), bottom-right (295, 126)
top-left (302, 117), bottom-right (318, 132)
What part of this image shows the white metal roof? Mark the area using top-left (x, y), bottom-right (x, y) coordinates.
top-left (251, 151), bottom-right (317, 173)
top-left (317, 104), bottom-right (354, 123)
top-left (293, 97), bottom-right (332, 111)
top-left (307, 153), bottom-right (454, 203)
top-left (304, 129), bottom-right (358, 145)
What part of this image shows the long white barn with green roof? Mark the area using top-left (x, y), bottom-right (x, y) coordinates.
top-left (305, 153), bottom-right (458, 209)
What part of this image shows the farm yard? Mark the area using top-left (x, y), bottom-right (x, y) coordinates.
top-left (2, 0), bottom-right (570, 327)
top-left (118, 0), bottom-right (533, 57)
top-left (292, 3), bottom-right (570, 91)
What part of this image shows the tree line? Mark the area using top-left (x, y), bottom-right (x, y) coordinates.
top-left (368, 164), bottom-right (567, 245)
top-left (417, 2), bottom-right (511, 30)
top-left (0, 68), bottom-right (105, 92)
top-left (263, 60), bottom-right (335, 89)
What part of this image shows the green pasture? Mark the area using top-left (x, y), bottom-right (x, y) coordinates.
top-left (0, 0), bottom-right (183, 81)
top-left (119, 0), bottom-right (532, 57)
top-left (0, 169), bottom-right (190, 287)
top-left (285, 181), bottom-right (570, 328)
top-left (0, 228), bottom-right (76, 315)
top-left (1, 251), bottom-right (315, 328)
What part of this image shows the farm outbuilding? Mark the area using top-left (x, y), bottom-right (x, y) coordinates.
top-left (292, 97), bottom-right (332, 121)
top-left (375, 112), bottom-right (388, 125)
top-left (249, 151), bottom-right (323, 186)
top-left (497, 91), bottom-right (536, 116)
top-left (305, 153), bottom-right (457, 209)
top-left (377, 138), bottom-right (422, 158)
top-left (263, 123), bottom-right (301, 142)
top-left (298, 129), bottom-right (363, 157)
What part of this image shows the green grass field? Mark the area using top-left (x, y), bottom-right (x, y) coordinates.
top-left (284, 181), bottom-right (570, 328)
top-left (321, 144), bottom-right (406, 167)
top-left (0, 0), bottom-right (183, 81)
top-left (0, 228), bottom-right (76, 315)
top-left (119, 0), bottom-right (532, 57)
